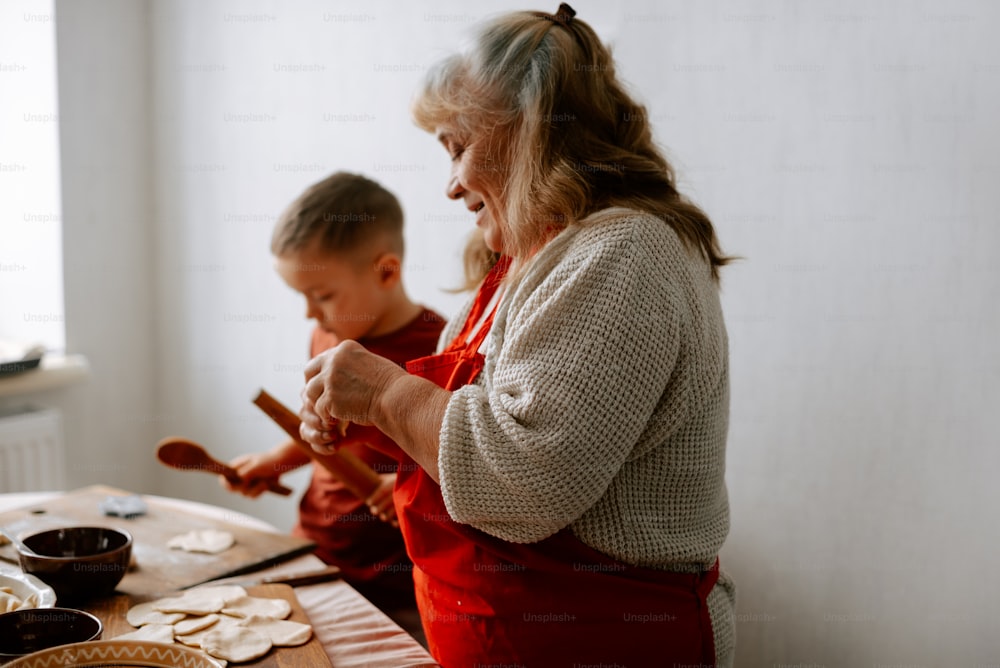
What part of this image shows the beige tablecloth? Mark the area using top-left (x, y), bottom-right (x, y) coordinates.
top-left (0, 492), bottom-right (439, 668)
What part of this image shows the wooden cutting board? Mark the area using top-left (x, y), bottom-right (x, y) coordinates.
top-left (86, 583), bottom-right (333, 667)
top-left (0, 486), bottom-right (315, 596)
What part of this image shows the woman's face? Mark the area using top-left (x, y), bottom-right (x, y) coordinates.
top-left (437, 126), bottom-right (506, 253)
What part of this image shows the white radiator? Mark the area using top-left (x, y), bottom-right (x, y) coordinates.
top-left (0, 405), bottom-right (65, 493)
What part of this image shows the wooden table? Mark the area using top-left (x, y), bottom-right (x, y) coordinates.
top-left (0, 491), bottom-right (439, 668)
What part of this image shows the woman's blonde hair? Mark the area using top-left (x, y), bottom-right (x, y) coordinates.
top-left (413, 5), bottom-right (733, 286)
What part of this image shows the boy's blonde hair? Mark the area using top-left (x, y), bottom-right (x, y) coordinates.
top-left (271, 171), bottom-right (405, 261)
top-left (412, 7), bottom-right (732, 285)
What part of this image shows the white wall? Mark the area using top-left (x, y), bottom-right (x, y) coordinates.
top-left (46, 0), bottom-right (1000, 664)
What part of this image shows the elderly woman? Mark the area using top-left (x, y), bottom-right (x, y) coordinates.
top-left (300, 4), bottom-right (736, 666)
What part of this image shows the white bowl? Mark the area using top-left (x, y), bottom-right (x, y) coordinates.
top-left (0, 561), bottom-right (57, 609)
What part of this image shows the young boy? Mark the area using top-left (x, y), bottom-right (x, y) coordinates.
top-left (224, 171), bottom-right (444, 634)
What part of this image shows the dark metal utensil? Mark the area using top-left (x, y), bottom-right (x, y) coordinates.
top-left (0, 525), bottom-right (37, 556)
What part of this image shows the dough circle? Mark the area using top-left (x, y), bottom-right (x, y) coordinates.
top-left (113, 623), bottom-right (175, 643)
top-left (173, 613), bottom-right (220, 636)
top-left (126, 600), bottom-right (186, 627)
top-left (201, 626), bottom-right (272, 662)
top-left (175, 615), bottom-right (241, 648)
top-left (153, 592), bottom-right (225, 615)
top-left (240, 615), bottom-right (312, 646)
top-left (222, 595), bottom-right (291, 620)
top-left (167, 529), bottom-right (235, 553)
top-left (186, 584), bottom-right (247, 604)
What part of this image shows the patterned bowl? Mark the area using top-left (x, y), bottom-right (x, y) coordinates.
top-left (3, 640), bottom-right (224, 667)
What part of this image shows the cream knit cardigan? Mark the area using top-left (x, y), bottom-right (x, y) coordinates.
top-left (437, 208), bottom-right (736, 660)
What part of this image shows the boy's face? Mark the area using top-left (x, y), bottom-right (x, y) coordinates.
top-left (274, 243), bottom-right (387, 341)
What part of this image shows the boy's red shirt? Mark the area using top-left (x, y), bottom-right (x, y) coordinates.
top-left (292, 307), bottom-right (445, 609)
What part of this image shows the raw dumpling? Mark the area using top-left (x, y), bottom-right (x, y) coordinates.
top-left (173, 613), bottom-right (220, 636)
top-left (126, 601), bottom-right (185, 627)
top-left (221, 595), bottom-right (291, 620)
top-left (167, 529), bottom-right (235, 554)
top-left (153, 591), bottom-right (225, 615)
top-left (239, 615), bottom-right (312, 646)
top-left (201, 626), bottom-right (272, 662)
top-left (113, 623), bottom-right (175, 643)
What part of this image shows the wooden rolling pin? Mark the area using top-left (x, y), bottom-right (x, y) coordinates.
top-left (252, 389), bottom-right (381, 500)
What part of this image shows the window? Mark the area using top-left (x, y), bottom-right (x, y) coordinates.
top-left (0, 0), bottom-right (65, 352)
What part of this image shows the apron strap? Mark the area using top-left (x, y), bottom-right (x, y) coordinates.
top-left (442, 256), bottom-right (510, 353)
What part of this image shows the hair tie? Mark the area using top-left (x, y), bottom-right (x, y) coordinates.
top-left (543, 3), bottom-right (576, 28)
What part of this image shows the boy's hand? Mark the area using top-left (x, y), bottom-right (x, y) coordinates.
top-left (222, 453), bottom-right (285, 499)
top-left (365, 473), bottom-right (398, 527)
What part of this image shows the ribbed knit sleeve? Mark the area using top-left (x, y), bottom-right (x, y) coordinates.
top-left (438, 211), bottom-right (694, 543)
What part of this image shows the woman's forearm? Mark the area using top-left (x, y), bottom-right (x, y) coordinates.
top-left (374, 373), bottom-right (451, 484)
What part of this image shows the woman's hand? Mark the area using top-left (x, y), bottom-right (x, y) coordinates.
top-left (301, 339), bottom-right (452, 483)
top-left (299, 340), bottom-right (407, 453)
top-left (365, 473), bottom-right (399, 527)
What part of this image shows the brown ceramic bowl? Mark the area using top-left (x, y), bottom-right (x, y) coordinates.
top-left (17, 526), bottom-right (132, 602)
top-left (0, 607), bottom-right (102, 660)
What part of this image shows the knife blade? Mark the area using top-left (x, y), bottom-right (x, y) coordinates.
top-left (191, 565), bottom-right (342, 589)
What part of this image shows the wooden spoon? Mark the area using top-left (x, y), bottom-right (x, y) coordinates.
top-left (156, 437), bottom-right (293, 496)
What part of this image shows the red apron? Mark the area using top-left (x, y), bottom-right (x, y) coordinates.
top-left (401, 257), bottom-right (719, 667)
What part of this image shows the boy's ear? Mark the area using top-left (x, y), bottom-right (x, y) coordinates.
top-left (372, 252), bottom-right (402, 288)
